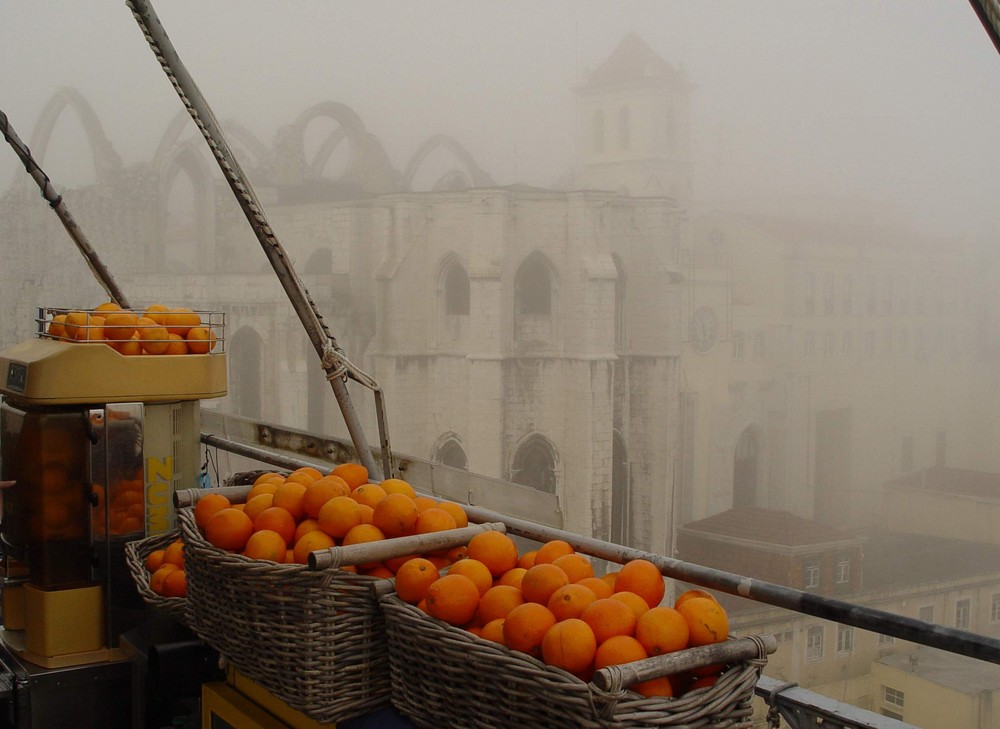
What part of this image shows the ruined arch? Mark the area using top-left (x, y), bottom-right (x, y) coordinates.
top-left (156, 138), bottom-right (216, 272)
top-left (438, 253), bottom-right (470, 316)
top-left (433, 433), bottom-right (468, 470)
top-left (403, 134), bottom-right (495, 191)
top-left (229, 326), bottom-right (265, 419)
top-left (514, 251), bottom-right (557, 316)
top-left (510, 433), bottom-right (558, 494)
top-left (153, 110), bottom-right (268, 175)
top-left (29, 87), bottom-right (121, 184)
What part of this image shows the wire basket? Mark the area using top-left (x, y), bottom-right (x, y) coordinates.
top-left (124, 529), bottom-right (190, 623)
top-left (380, 593), bottom-right (771, 729)
top-left (35, 305), bottom-right (226, 355)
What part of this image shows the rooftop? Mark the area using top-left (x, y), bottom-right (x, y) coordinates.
top-left (680, 507), bottom-right (856, 548)
top-left (582, 32), bottom-right (687, 89)
top-left (878, 646), bottom-right (1000, 694)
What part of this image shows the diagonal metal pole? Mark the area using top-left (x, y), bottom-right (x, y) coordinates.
top-left (126, 0), bottom-right (384, 480)
top-left (1, 108), bottom-right (131, 309)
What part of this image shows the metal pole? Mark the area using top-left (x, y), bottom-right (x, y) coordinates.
top-left (1, 109), bottom-right (131, 309)
top-left (126, 0), bottom-right (381, 479)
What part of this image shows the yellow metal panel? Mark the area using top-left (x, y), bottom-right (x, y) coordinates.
top-left (228, 668), bottom-right (336, 729)
top-left (1, 586), bottom-right (25, 630)
top-left (202, 681), bottom-right (291, 729)
top-left (23, 583), bottom-right (104, 657)
top-left (0, 338), bottom-right (226, 404)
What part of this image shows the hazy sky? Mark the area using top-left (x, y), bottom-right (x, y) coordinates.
top-left (3, 2), bottom-right (1000, 238)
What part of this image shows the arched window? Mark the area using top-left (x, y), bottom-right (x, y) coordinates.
top-left (612, 255), bottom-right (627, 348)
top-left (618, 106), bottom-right (630, 150)
top-left (444, 261), bottom-right (470, 315)
top-left (435, 438), bottom-right (468, 470)
top-left (610, 430), bottom-right (630, 545)
top-left (229, 326), bottom-right (264, 420)
top-left (593, 110), bottom-right (605, 153)
top-left (514, 253), bottom-right (553, 316)
top-left (733, 427), bottom-right (759, 509)
top-left (511, 435), bottom-right (557, 494)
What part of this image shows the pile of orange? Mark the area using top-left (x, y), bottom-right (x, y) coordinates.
top-left (396, 536), bottom-right (730, 698)
top-left (192, 463), bottom-right (470, 578)
top-left (145, 537), bottom-right (188, 598)
top-left (45, 302), bottom-right (218, 356)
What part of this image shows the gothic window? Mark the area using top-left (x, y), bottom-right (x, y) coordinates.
top-left (435, 438), bottom-right (468, 470)
top-left (612, 255), bottom-right (627, 348)
top-left (515, 253), bottom-right (553, 316)
top-left (443, 260), bottom-right (470, 315)
top-left (618, 106), bottom-right (630, 150)
top-left (511, 435), bottom-right (557, 494)
top-left (611, 430), bottom-right (630, 546)
top-left (593, 110), bottom-right (605, 153)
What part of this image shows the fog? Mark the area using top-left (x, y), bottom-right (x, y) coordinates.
top-left (3, 3), bottom-right (1000, 724)
top-left (4, 2), bottom-right (1000, 237)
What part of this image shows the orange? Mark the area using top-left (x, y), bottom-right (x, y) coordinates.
top-left (610, 591), bottom-right (650, 620)
top-left (244, 530), bottom-right (288, 562)
top-left (253, 507), bottom-right (297, 546)
top-left (165, 333), bottom-right (189, 355)
top-left (149, 564), bottom-right (180, 594)
top-left (594, 635), bottom-right (647, 671)
top-left (76, 315), bottom-right (105, 342)
top-left (379, 478), bottom-right (417, 498)
top-left (243, 493), bottom-right (275, 523)
top-left (271, 481), bottom-right (307, 521)
top-left (302, 476), bottom-right (350, 518)
top-left (186, 326), bottom-right (217, 354)
top-left (502, 602), bottom-right (556, 657)
top-left (292, 466), bottom-right (324, 481)
top-left (674, 589), bottom-right (718, 611)
top-left (145, 549), bottom-right (166, 572)
top-left (467, 530), bottom-right (519, 577)
top-left (552, 553), bottom-right (595, 583)
top-left (161, 569), bottom-right (188, 598)
top-left (253, 471), bottom-right (286, 486)
top-left (194, 493), bottom-right (231, 529)
top-left (385, 553), bottom-right (419, 573)
top-left (162, 540), bottom-right (185, 568)
top-left (284, 470), bottom-right (318, 487)
top-left (363, 564), bottom-right (394, 579)
top-left (635, 606), bottom-right (689, 656)
top-left (46, 313), bottom-right (68, 339)
top-left (497, 567), bottom-right (527, 590)
top-left (94, 301), bottom-right (122, 313)
top-left (541, 618), bottom-right (597, 675)
top-left (601, 570), bottom-right (619, 592)
top-left (204, 508), bottom-right (254, 551)
top-left (138, 324), bottom-right (170, 355)
top-left (480, 618), bottom-right (506, 644)
top-left (115, 336), bottom-right (143, 356)
top-left (446, 558), bottom-right (493, 597)
top-left (581, 598), bottom-right (637, 644)
top-left (350, 483), bottom-right (387, 510)
top-left (435, 500), bottom-right (469, 529)
top-left (445, 545), bottom-right (468, 565)
top-left (477, 584), bottom-right (525, 624)
top-left (246, 481), bottom-right (281, 502)
top-left (341, 523), bottom-right (386, 547)
top-left (162, 307), bottom-right (202, 336)
top-left (547, 583), bottom-right (598, 621)
top-left (143, 304), bottom-right (170, 325)
top-left (102, 311), bottom-right (138, 341)
top-left (518, 550), bottom-right (538, 570)
top-left (615, 559), bottom-right (665, 609)
top-left (635, 677), bottom-right (674, 698)
top-left (293, 518), bottom-right (322, 543)
top-left (413, 496), bottom-right (438, 513)
top-left (292, 529), bottom-right (335, 565)
top-left (357, 503), bottom-right (375, 524)
top-left (534, 539), bottom-right (575, 565)
top-left (394, 557), bottom-right (440, 604)
top-left (425, 574), bottom-right (480, 626)
top-left (414, 508), bottom-right (457, 536)
top-left (676, 597), bottom-right (728, 646)
top-left (63, 311), bottom-right (90, 339)
top-left (372, 492), bottom-right (419, 538)
top-left (331, 462), bottom-right (368, 491)
top-left (520, 563), bottom-right (569, 606)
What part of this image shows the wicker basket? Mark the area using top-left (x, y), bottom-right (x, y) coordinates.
top-left (380, 593), bottom-right (771, 729)
top-left (124, 529), bottom-right (189, 622)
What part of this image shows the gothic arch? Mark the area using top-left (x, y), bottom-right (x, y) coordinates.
top-left (432, 432), bottom-right (468, 470)
top-left (510, 433), bottom-right (559, 494)
top-left (438, 253), bottom-right (470, 316)
top-left (612, 253), bottom-right (627, 348)
top-left (158, 138), bottom-right (216, 272)
top-left (733, 424), bottom-right (762, 509)
top-left (153, 110), bottom-right (268, 175)
top-left (28, 87), bottom-right (121, 184)
top-left (229, 326), bottom-right (265, 420)
top-left (402, 134), bottom-right (495, 191)
top-left (514, 251), bottom-right (558, 316)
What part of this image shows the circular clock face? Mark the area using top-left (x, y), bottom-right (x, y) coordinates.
top-left (691, 306), bottom-right (718, 353)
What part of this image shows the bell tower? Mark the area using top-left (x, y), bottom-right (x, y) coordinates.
top-left (574, 33), bottom-right (693, 203)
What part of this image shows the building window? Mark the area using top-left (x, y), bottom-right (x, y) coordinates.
top-left (835, 559), bottom-right (850, 585)
top-left (733, 332), bottom-right (744, 362)
top-left (443, 261), bottom-right (471, 315)
top-left (511, 435), bottom-right (558, 494)
top-left (824, 331), bottom-right (836, 357)
top-left (804, 272), bottom-right (816, 315)
top-left (956, 598), bottom-right (971, 630)
top-left (837, 625), bottom-right (854, 654)
top-left (754, 332), bottom-right (766, 360)
top-left (991, 594), bottom-right (1000, 623)
top-left (804, 561), bottom-right (820, 590)
top-left (842, 273), bottom-right (853, 315)
top-left (617, 106), bottom-right (630, 150)
top-left (882, 328), bottom-right (893, 356)
top-left (919, 605), bottom-right (934, 624)
top-left (882, 274), bottom-right (894, 315)
top-left (897, 328), bottom-right (909, 355)
top-left (865, 330), bottom-right (876, 358)
top-left (901, 436), bottom-right (914, 473)
top-left (806, 625), bottom-right (824, 661)
top-left (593, 110), bottom-right (605, 153)
top-left (841, 331), bottom-right (853, 356)
top-left (866, 275), bottom-right (877, 315)
top-left (877, 633), bottom-right (894, 647)
top-left (882, 686), bottom-right (905, 709)
top-left (824, 273), bottom-right (835, 315)
top-left (514, 252), bottom-right (554, 315)
top-left (804, 331), bottom-right (815, 358)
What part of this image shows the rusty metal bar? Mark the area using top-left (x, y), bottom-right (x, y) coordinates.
top-left (1, 108), bottom-right (131, 308)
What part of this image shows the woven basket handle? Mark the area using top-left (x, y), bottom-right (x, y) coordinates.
top-left (592, 634), bottom-right (776, 693)
top-left (175, 485), bottom-right (251, 508)
top-left (308, 522), bottom-right (508, 570)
